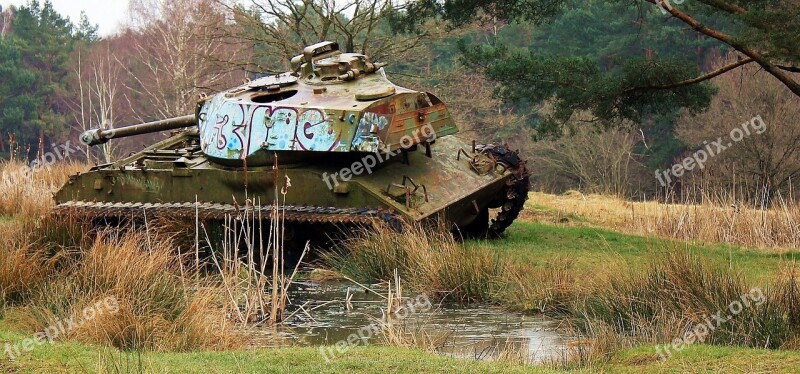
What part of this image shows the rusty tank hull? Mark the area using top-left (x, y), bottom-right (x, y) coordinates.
top-left (56, 41), bottom-right (529, 238)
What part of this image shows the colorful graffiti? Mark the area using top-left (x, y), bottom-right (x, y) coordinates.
top-left (359, 112), bottom-right (389, 133)
top-left (352, 111), bottom-right (391, 152)
top-left (198, 95), bottom-right (343, 160)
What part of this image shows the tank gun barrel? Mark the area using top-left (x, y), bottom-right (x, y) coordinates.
top-left (80, 115), bottom-right (197, 146)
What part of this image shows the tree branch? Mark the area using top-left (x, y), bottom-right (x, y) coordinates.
top-left (777, 65), bottom-right (800, 73)
top-left (627, 56), bottom-right (755, 92)
top-left (647, 0), bottom-right (800, 97)
top-left (693, 0), bottom-right (747, 14)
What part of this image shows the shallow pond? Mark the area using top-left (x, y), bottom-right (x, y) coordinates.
top-left (249, 280), bottom-right (574, 363)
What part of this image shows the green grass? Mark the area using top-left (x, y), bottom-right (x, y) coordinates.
top-left (469, 221), bottom-right (799, 284)
top-left (608, 344), bottom-right (800, 373)
top-left (3, 319), bottom-right (800, 373)
top-left (0, 321), bottom-right (547, 373)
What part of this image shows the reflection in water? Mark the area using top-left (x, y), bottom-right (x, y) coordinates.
top-left (247, 280), bottom-right (572, 363)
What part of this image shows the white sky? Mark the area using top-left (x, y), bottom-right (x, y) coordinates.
top-left (0, 0), bottom-right (130, 36)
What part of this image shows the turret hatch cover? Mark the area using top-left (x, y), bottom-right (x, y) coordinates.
top-left (248, 74), bottom-right (298, 89)
top-left (355, 86), bottom-right (396, 101)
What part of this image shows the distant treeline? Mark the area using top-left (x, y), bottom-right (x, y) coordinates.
top-left (0, 0), bottom-right (797, 204)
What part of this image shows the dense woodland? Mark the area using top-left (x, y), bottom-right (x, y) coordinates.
top-left (1, 0), bottom-right (798, 205)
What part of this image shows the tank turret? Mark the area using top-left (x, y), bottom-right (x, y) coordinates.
top-left (194, 40), bottom-right (457, 164)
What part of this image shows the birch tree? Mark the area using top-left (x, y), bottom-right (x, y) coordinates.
top-left (124, 0), bottom-right (241, 119)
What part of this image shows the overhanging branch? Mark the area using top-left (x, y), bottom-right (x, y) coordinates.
top-left (647, 0), bottom-right (800, 97)
top-left (626, 57), bottom-right (755, 93)
top-left (693, 0), bottom-right (747, 14)
top-left (777, 65), bottom-right (800, 73)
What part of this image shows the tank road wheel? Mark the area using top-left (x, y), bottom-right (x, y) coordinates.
top-left (475, 144), bottom-right (531, 238)
top-left (378, 211), bottom-right (406, 232)
top-left (458, 206), bottom-right (490, 239)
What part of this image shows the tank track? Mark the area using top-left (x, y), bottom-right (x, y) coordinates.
top-left (476, 144), bottom-right (531, 237)
top-left (55, 201), bottom-right (401, 225)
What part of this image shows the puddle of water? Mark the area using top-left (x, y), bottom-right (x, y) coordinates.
top-left (247, 280), bottom-right (573, 363)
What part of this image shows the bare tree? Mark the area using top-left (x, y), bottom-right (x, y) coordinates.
top-left (221, 0), bottom-right (438, 71)
top-left (676, 54), bottom-right (800, 206)
top-left (530, 126), bottom-right (640, 197)
top-left (123, 0), bottom-right (243, 119)
top-left (0, 5), bottom-right (14, 38)
top-left (70, 41), bottom-right (124, 163)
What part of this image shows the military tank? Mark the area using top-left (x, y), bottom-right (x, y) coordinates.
top-left (56, 41), bottom-right (529, 240)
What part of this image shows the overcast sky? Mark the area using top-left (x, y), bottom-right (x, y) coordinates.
top-left (0, 0), bottom-right (130, 36)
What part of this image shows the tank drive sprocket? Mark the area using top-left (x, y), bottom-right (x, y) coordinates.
top-left (478, 144), bottom-right (530, 237)
top-left (455, 143), bottom-right (530, 238)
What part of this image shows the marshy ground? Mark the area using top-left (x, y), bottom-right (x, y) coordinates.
top-left (1, 162), bottom-right (799, 373)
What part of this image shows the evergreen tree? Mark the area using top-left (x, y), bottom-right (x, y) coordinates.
top-left (0, 0), bottom-right (75, 156)
top-left (75, 11), bottom-right (99, 43)
top-left (0, 36), bottom-right (37, 154)
top-left (397, 0), bottom-right (800, 128)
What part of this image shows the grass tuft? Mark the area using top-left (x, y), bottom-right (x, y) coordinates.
top-left (578, 249), bottom-right (800, 351)
top-left (323, 223), bottom-right (504, 303)
top-left (5, 231), bottom-right (238, 351)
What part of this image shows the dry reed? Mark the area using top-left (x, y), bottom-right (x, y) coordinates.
top-left (0, 161), bottom-right (85, 220)
top-left (526, 191), bottom-right (800, 250)
top-left (5, 231), bottom-right (240, 351)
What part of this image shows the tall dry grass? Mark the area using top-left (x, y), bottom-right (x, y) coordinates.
top-left (527, 191), bottom-right (800, 250)
top-left (326, 223), bottom-right (800, 368)
top-left (6, 231), bottom-right (239, 351)
top-left (0, 161), bottom-right (272, 352)
top-left (0, 161), bottom-right (79, 307)
top-left (563, 250), bottom-right (800, 368)
top-left (0, 161), bottom-right (86, 220)
top-left (500, 257), bottom-right (582, 314)
top-left (324, 223), bottom-right (595, 314)
top-left (0, 225), bottom-right (57, 308)
top-left (323, 223), bottom-right (504, 303)
top-left (506, 247), bottom-right (800, 369)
